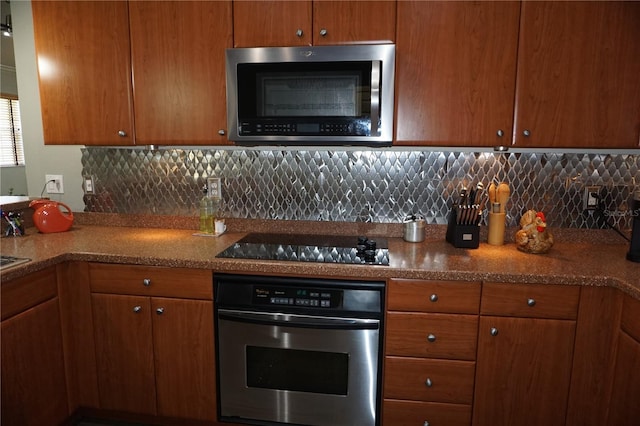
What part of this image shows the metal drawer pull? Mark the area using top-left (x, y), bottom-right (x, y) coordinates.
top-left (143, 278), bottom-right (151, 286)
top-left (423, 421), bottom-right (430, 426)
top-left (490, 327), bottom-right (499, 336)
top-left (133, 305), bottom-right (142, 313)
top-left (425, 378), bottom-right (433, 387)
top-left (427, 334), bottom-right (436, 343)
top-left (527, 298), bottom-right (536, 307)
top-left (156, 307), bottom-right (164, 315)
top-left (429, 294), bottom-right (438, 302)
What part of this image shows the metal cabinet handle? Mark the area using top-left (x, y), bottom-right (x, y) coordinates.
top-left (523, 129), bottom-right (531, 137)
top-left (143, 278), bottom-right (151, 287)
top-left (218, 129), bottom-right (226, 136)
top-left (497, 129), bottom-right (504, 137)
top-left (156, 307), bottom-right (165, 315)
top-left (319, 28), bottom-right (328, 37)
top-left (425, 378), bottom-right (433, 387)
top-left (490, 327), bottom-right (499, 336)
top-left (296, 29), bottom-right (303, 37)
top-left (133, 305), bottom-right (142, 313)
top-left (423, 421), bottom-right (430, 426)
top-left (527, 298), bottom-right (536, 307)
top-left (118, 130), bottom-right (127, 137)
top-left (429, 294), bottom-right (438, 302)
top-left (427, 334), bottom-right (436, 343)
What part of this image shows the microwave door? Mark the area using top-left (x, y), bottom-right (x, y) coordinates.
top-left (370, 60), bottom-right (381, 137)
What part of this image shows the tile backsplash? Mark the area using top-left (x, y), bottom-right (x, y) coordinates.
top-left (82, 148), bottom-right (639, 231)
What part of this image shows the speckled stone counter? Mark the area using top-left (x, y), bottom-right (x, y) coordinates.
top-left (1, 213), bottom-right (638, 300)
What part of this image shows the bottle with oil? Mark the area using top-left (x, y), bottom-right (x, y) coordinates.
top-left (199, 185), bottom-right (214, 234)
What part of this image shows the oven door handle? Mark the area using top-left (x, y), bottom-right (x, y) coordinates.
top-left (218, 309), bottom-right (380, 330)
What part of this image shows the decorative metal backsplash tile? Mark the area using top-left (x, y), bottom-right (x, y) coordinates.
top-left (81, 148), bottom-right (639, 231)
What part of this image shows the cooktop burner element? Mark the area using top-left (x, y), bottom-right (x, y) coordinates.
top-left (216, 233), bottom-right (389, 266)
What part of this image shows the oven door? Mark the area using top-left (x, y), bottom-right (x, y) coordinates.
top-left (217, 309), bottom-right (381, 426)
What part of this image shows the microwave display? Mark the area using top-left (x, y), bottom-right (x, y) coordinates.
top-left (226, 45), bottom-right (395, 146)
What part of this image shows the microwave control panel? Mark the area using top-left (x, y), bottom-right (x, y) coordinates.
top-left (239, 119), bottom-right (370, 137)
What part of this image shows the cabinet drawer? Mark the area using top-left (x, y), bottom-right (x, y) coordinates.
top-left (383, 399), bottom-right (471, 426)
top-left (1, 266), bottom-right (57, 320)
top-left (621, 295), bottom-right (640, 342)
top-left (388, 279), bottom-right (480, 314)
top-left (89, 263), bottom-right (212, 300)
top-left (384, 356), bottom-right (475, 404)
top-left (481, 282), bottom-right (580, 320)
top-left (386, 312), bottom-right (478, 360)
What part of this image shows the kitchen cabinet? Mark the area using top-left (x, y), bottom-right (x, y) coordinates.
top-left (89, 263), bottom-right (216, 421)
top-left (394, 1), bottom-right (520, 146)
top-left (0, 266), bottom-right (68, 426)
top-left (31, 1), bottom-right (232, 146)
top-left (395, 1), bottom-right (640, 148)
top-left (607, 295), bottom-right (640, 425)
top-left (384, 278), bottom-right (480, 426)
top-left (472, 282), bottom-right (580, 426)
top-left (233, 0), bottom-right (395, 47)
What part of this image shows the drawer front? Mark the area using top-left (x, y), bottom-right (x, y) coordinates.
top-left (89, 263), bottom-right (212, 300)
top-left (384, 356), bottom-right (475, 404)
top-left (386, 312), bottom-right (478, 360)
top-left (621, 295), bottom-right (640, 342)
top-left (383, 399), bottom-right (471, 426)
top-left (481, 282), bottom-right (580, 319)
top-left (1, 266), bottom-right (57, 320)
top-left (388, 279), bottom-right (481, 314)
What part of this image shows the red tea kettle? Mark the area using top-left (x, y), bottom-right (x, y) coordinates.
top-left (29, 199), bottom-right (74, 233)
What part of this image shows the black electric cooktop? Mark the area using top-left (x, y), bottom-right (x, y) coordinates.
top-left (216, 233), bottom-right (389, 266)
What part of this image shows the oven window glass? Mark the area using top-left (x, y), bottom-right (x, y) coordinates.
top-left (246, 346), bottom-right (348, 395)
top-left (237, 62), bottom-right (372, 119)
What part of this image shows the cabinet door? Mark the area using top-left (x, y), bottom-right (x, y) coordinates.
top-left (152, 298), bottom-right (216, 421)
top-left (1, 298), bottom-right (68, 426)
top-left (129, 1), bottom-right (232, 145)
top-left (514, 1), bottom-right (640, 148)
top-left (607, 332), bottom-right (640, 425)
top-left (472, 316), bottom-right (576, 426)
top-left (92, 294), bottom-right (156, 415)
top-left (395, 1), bottom-right (520, 146)
top-left (233, 0), bottom-right (312, 47)
top-left (312, 1), bottom-right (396, 45)
top-left (32, 1), bottom-right (134, 145)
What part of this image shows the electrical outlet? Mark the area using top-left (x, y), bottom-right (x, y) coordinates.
top-left (583, 185), bottom-right (601, 210)
top-left (45, 174), bottom-right (64, 194)
top-left (207, 177), bottom-right (222, 199)
top-left (83, 175), bottom-right (95, 194)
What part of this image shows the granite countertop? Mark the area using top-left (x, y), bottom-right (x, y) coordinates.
top-left (1, 214), bottom-right (638, 300)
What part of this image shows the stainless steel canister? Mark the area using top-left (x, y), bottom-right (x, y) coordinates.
top-left (403, 215), bottom-right (425, 242)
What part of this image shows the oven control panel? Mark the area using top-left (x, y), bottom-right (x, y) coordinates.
top-left (253, 286), bottom-right (342, 309)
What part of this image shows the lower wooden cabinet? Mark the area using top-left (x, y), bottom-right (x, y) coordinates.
top-left (472, 316), bottom-right (576, 426)
top-left (383, 399), bottom-right (472, 426)
top-left (89, 263), bottom-right (216, 421)
top-left (1, 267), bottom-right (68, 426)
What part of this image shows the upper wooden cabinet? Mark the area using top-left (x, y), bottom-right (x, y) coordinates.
top-left (395, 1), bottom-right (640, 148)
top-left (233, 0), bottom-right (396, 47)
top-left (514, 1), bottom-right (640, 148)
top-left (32, 1), bottom-right (232, 145)
top-left (32, 1), bottom-right (135, 145)
top-left (395, 1), bottom-right (520, 146)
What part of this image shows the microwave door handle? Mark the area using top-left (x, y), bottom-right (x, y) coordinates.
top-left (370, 60), bottom-right (381, 137)
top-left (218, 309), bottom-right (379, 330)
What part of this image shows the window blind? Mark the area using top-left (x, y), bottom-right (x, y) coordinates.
top-left (0, 97), bottom-right (25, 166)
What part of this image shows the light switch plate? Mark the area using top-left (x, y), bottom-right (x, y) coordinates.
top-left (83, 175), bottom-right (95, 194)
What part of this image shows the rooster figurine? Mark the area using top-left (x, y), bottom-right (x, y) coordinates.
top-left (515, 210), bottom-right (554, 254)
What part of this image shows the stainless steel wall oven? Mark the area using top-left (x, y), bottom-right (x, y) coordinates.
top-left (214, 273), bottom-right (385, 426)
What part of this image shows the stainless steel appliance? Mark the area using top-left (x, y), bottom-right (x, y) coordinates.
top-left (214, 273), bottom-right (385, 426)
top-left (225, 44), bottom-right (395, 146)
top-left (627, 189), bottom-right (640, 262)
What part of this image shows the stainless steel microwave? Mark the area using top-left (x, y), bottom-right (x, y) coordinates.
top-left (225, 44), bottom-right (395, 146)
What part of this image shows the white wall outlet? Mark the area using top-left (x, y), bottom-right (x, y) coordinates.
top-left (45, 174), bottom-right (64, 194)
top-left (584, 185), bottom-right (601, 210)
top-left (207, 177), bottom-right (222, 199)
top-left (83, 175), bottom-right (95, 194)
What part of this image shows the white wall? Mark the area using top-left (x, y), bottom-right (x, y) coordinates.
top-left (12, 0), bottom-right (85, 210)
